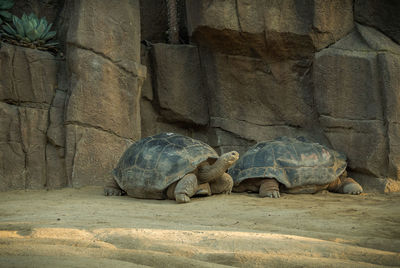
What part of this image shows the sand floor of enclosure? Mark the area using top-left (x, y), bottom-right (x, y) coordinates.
top-left (0, 187), bottom-right (399, 267)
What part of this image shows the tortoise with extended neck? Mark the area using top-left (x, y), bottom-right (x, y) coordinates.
top-left (105, 132), bottom-right (239, 203)
top-left (229, 136), bottom-right (363, 198)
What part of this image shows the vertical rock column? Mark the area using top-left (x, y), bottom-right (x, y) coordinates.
top-left (64, 0), bottom-right (146, 187)
top-left (0, 44), bottom-right (59, 191)
top-left (314, 24), bottom-right (400, 184)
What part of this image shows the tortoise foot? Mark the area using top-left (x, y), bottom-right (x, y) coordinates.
top-left (104, 187), bottom-right (124, 196)
top-left (175, 194), bottom-right (191, 203)
top-left (259, 178), bottom-right (280, 198)
top-left (260, 190), bottom-right (280, 198)
top-left (342, 182), bottom-right (363, 195)
top-left (338, 177), bottom-right (363, 195)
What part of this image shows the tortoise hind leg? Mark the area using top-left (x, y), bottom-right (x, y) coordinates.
top-left (174, 173), bottom-right (198, 203)
top-left (259, 178), bottom-right (280, 198)
top-left (210, 173), bottom-right (233, 194)
top-left (328, 177), bottom-right (363, 195)
top-left (104, 178), bottom-right (125, 196)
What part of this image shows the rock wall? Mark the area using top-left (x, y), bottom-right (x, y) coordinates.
top-left (140, 0), bottom-right (400, 192)
top-left (0, 0), bottom-right (398, 193)
top-left (0, 0), bottom-right (145, 191)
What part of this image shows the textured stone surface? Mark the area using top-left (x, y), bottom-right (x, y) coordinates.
top-left (152, 44), bottom-right (208, 125)
top-left (0, 43), bottom-right (58, 105)
top-left (186, 0), bottom-right (354, 59)
top-left (140, 99), bottom-right (192, 139)
top-left (0, 103), bottom-right (25, 191)
top-left (47, 90), bottom-right (66, 147)
top-left (202, 52), bottom-right (316, 126)
top-left (0, 103), bottom-right (49, 190)
top-left (355, 0), bottom-right (400, 44)
top-left (66, 0), bottom-right (141, 70)
top-left (66, 47), bottom-right (143, 140)
top-left (378, 53), bottom-right (400, 180)
top-left (0, 44), bottom-right (58, 191)
top-left (314, 24), bottom-right (400, 180)
top-left (63, 0), bottom-right (146, 188)
top-left (65, 125), bottom-right (132, 187)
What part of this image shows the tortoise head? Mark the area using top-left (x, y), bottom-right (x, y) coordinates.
top-left (220, 151), bottom-right (240, 168)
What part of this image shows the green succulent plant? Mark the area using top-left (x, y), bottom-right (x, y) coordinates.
top-left (1, 13), bottom-right (58, 50)
top-left (0, 0), bottom-right (14, 25)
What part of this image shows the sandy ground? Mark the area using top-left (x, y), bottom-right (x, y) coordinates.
top-left (0, 187), bottom-right (399, 268)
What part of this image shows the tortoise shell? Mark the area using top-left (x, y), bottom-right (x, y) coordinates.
top-left (113, 132), bottom-right (218, 199)
top-left (228, 136), bottom-right (347, 188)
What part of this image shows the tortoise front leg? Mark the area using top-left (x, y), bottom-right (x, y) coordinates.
top-left (174, 173), bottom-right (198, 203)
top-left (259, 178), bottom-right (280, 198)
top-left (210, 173), bottom-right (233, 194)
top-left (195, 183), bottom-right (212, 196)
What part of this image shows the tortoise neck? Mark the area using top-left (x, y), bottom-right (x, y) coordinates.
top-left (197, 158), bottom-right (229, 183)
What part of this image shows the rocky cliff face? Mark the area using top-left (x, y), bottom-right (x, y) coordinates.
top-left (0, 0), bottom-right (398, 193)
top-left (0, 0), bottom-right (145, 190)
top-left (140, 0), bottom-right (400, 192)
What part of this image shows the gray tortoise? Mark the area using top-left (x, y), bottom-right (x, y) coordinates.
top-left (105, 132), bottom-right (239, 203)
top-left (228, 136), bottom-right (363, 198)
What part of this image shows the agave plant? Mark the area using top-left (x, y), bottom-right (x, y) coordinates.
top-left (0, 0), bottom-right (14, 25)
top-left (1, 13), bottom-right (58, 50)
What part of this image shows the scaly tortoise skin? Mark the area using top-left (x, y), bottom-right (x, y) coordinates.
top-left (228, 136), bottom-right (363, 198)
top-left (105, 132), bottom-right (239, 203)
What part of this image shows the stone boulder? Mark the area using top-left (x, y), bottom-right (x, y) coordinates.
top-left (199, 49), bottom-right (327, 146)
top-left (64, 0), bottom-right (146, 187)
top-left (186, 0), bottom-right (354, 60)
top-left (152, 44), bottom-right (208, 125)
top-left (314, 24), bottom-right (400, 180)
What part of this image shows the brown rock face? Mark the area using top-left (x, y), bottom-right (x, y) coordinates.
top-left (313, 24), bottom-right (400, 181)
top-left (1, 1), bottom-right (399, 192)
top-left (0, 0), bottom-right (146, 190)
top-left (140, 1), bottom-right (400, 191)
top-left (63, 0), bottom-right (146, 187)
top-left (186, 0), bottom-right (354, 60)
top-left (152, 44), bottom-right (208, 125)
top-left (0, 44), bottom-right (59, 191)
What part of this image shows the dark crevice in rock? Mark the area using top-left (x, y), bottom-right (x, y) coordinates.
top-left (377, 54), bottom-right (393, 179)
top-left (214, 126), bottom-right (256, 144)
top-left (69, 131), bottom-right (78, 187)
top-left (67, 42), bottom-right (142, 78)
top-left (158, 108), bottom-right (207, 127)
top-left (147, 43), bottom-right (163, 116)
top-left (64, 120), bottom-right (134, 142)
top-left (44, 90), bottom-right (57, 188)
top-left (16, 108), bottom-right (28, 190)
top-left (0, 100), bottom-right (50, 110)
top-left (320, 114), bottom-right (384, 122)
top-left (234, 0), bottom-right (242, 33)
top-left (10, 46), bottom-right (19, 105)
top-left (196, 47), bottom-right (212, 128)
top-left (215, 116), bottom-right (302, 129)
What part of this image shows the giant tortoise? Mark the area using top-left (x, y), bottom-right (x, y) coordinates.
top-left (228, 136), bottom-right (363, 198)
top-left (105, 132), bottom-right (239, 203)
